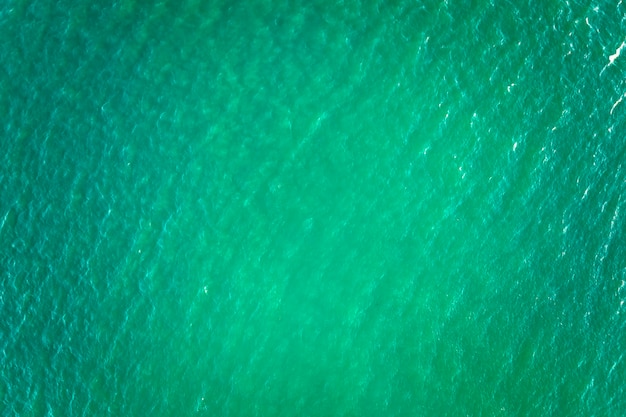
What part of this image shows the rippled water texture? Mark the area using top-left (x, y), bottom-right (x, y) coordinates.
top-left (1, 0), bottom-right (625, 415)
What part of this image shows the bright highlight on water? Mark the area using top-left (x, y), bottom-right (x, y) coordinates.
top-left (1, 1), bottom-right (625, 416)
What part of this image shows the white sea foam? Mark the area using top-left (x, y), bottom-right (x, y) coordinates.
top-left (0, 210), bottom-right (7, 232)
top-left (608, 42), bottom-right (625, 64)
top-left (610, 92), bottom-right (626, 115)
top-left (600, 40), bottom-right (626, 75)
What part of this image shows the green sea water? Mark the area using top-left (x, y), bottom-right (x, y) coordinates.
top-left (1, 0), bottom-right (625, 415)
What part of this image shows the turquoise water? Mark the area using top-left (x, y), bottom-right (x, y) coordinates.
top-left (1, 0), bottom-right (625, 415)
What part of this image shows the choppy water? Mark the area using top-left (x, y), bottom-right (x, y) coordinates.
top-left (1, 0), bottom-right (625, 415)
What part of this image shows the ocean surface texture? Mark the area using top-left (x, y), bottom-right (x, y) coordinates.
top-left (2, 0), bottom-right (625, 415)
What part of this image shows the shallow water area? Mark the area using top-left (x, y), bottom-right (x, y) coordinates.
top-left (1, 0), bottom-right (625, 416)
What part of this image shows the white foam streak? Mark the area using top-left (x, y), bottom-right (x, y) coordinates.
top-left (600, 40), bottom-right (626, 75)
top-left (608, 42), bottom-right (625, 65)
top-left (0, 210), bottom-right (7, 232)
top-left (610, 93), bottom-right (626, 115)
